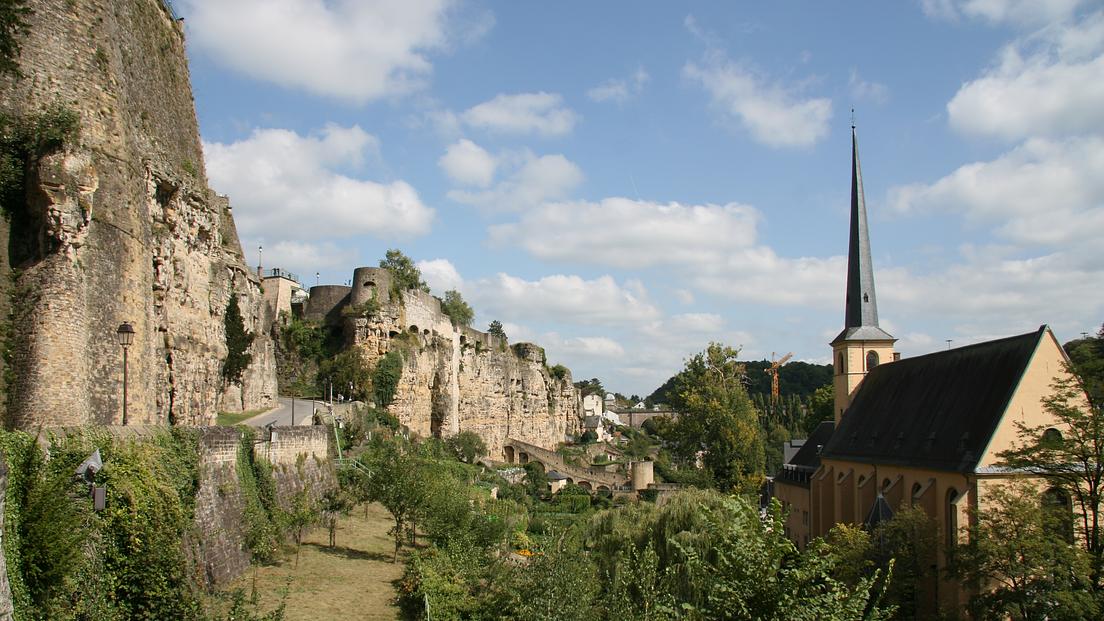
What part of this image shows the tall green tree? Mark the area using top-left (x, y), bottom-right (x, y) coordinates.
top-left (358, 436), bottom-right (429, 562)
top-left (440, 289), bottom-right (473, 327)
top-left (997, 327), bottom-right (1104, 589)
top-left (222, 294), bottom-right (254, 384)
top-left (487, 319), bottom-right (507, 340)
top-left (663, 343), bottom-right (764, 492)
top-left (379, 249), bottom-right (429, 294)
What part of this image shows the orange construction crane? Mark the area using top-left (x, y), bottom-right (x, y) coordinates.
top-left (765, 352), bottom-right (793, 403)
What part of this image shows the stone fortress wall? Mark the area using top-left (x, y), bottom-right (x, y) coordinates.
top-left (315, 266), bottom-right (582, 458)
top-left (0, 0), bottom-right (277, 427)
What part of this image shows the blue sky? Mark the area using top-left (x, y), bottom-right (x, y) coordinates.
top-left (178, 0), bottom-right (1104, 396)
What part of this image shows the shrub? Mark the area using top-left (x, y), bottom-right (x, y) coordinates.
top-left (373, 350), bottom-right (404, 408)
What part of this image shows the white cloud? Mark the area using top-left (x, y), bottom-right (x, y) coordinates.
top-left (946, 11), bottom-right (1104, 140)
top-left (488, 198), bottom-right (759, 267)
top-left (204, 125), bottom-right (434, 240)
top-left (178, 0), bottom-right (483, 103)
top-left (448, 152), bottom-right (583, 212)
top-left (683, 51), bottom-right (832, 148)
top-left (438, 139), bottom-right (496, 187)
top-left (587, 67), bottom-right (650, 104)
top-left (888, 136), bottom-right (1104, 247)
top-left (848, 69), bottom-right (889, 105)
top-left (920, 0), bottom-right (1087, 26)
top-left (467, 274), bottom-right (660, 325)
top-left (417, 258), bottom-right (464, 293)
top-left (545, 334), bottom-right (626, 359)
top-left (461, 92), bottom-right (579, 136)
top-left (248, 239), bottom-right (358, 274)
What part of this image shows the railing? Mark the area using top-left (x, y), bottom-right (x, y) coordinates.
top-left (266, 268), bottom-right (301, 283)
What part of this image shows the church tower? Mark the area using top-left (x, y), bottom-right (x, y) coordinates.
top-left (831, 126), bottom-right (895, 423)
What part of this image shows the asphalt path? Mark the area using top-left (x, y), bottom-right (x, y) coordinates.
top-left (244, 396), bottom-right (322, 427)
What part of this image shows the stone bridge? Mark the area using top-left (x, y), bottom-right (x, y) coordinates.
top-left (503, 438), bottom-right (629, 492)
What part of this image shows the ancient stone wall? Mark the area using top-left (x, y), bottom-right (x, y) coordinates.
top-left (0, 459), bottom-right (12, 621)
top-left (334, 268), bottom-right (582, 456)
top-left (0, 0), bottom-right (276, 427)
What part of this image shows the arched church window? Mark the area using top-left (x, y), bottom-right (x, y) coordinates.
top-left (945, 488), bottom-right (959, 548)
top-left (867, 351), bottom-right (880, 370)
top-left (1042, 427), bottom-right (1063, 446)
top-left (911, 482), bottom-right (922, 506)
top-left (1042, 487), bottom-right (1074, 543)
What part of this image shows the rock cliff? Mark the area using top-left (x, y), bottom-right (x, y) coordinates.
top-left (0, 0), bottom-right (276, 427)
top-left (309, 267), bottom-right (581, 458)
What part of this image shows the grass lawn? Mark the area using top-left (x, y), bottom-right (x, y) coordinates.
top-left (216, 408), bottom-right (269, 426)
top-left (229, 502), bottom-right (405, 620)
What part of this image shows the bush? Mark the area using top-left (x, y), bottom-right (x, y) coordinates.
top-left (439, 290), bottom-right (473, 327)
top-left (373, 350), bottom-right (403, 408)
top-left (549, 364), bottom-right (569, 380)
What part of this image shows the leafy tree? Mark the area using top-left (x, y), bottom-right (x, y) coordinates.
top-left (379, 249), bottom-right (429, 294)
top-left (867, 506), bottom-right (938, 619)
top-left (222, 293), bottom-right (254, 384)
top-left (284, 490), bottom-right (320, 568)
top-left (320, 488), bottom-right (353, 549)
top-left (954, 482), bottom-right (1098, 620)
top-left (446, 430), bottom-right (487, 464)
top-left (440, 289), bottom-right (474, 327)
top-left (523, 461), bottom-right (548, 499)
top-left (0, 0), bottom-right (30, 77)
top-left (549, 363), bottom-right (569, 380)
top-left (316, 349), bottom-right (371, 401)
top-left (998, 328), bottom-right (1104, 588)
top-left (358, 437), bottom-right (428, 561)
top-left (661, 343), bottom-right (764, 492)
top-left (488, 319), bottom-right (507, 340)
top-left (372, 350), bottom-right (403, 408)
top-left (804, 383), bottom-right (835, 434)
top-left (574, 377), bottom-right (606, 398)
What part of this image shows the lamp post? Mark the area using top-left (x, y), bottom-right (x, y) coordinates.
top-left (116, 322), bottom-right (135, 425)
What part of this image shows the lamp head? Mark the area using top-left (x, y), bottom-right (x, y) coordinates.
top-left (116, 322), bottom-right (135, 347)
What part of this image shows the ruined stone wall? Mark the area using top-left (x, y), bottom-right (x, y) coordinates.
top-left (254, 425), bottom-right (335, 506)
top-left (0, 459), bottom-right (12, 621)
top-left (0, 0), bottom-right (276, 427)
top-left (338, 272), bottom-right (582, 456)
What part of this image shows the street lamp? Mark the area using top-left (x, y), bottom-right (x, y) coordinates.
top-left (116, 322), bottom-right (135, 425)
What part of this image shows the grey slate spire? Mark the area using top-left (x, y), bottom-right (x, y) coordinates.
top-left (834, 126), bottom-right (894, 343)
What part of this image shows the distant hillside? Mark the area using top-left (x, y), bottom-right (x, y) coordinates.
top-left (646, 360), bottom-right (832, 406)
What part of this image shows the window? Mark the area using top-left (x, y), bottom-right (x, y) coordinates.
top-left (911, 482), bottom-right (922, 506)
top-left (866, 350), bottom-right (880, 370)
top-left (945, 488), bottom-right (959, 548)
top-left (837, 353), bottom-right (845, 373)
top-left (1043, 427), bottom-right (1063, 446)
top-left (1042, 487), bottom-right (1074, 543)
top-left (882, 478), bottom-right (892, 493)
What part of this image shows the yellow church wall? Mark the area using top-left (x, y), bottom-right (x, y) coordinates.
top-left (832, 340), bottom-right (896, 422)
top-left (977, 329), bottom-right (1076, 468)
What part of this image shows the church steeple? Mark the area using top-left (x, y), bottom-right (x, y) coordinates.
top-left (845, 126), bottom-right (879, 330)
top-left (831, 123), bottom-right (895, 423)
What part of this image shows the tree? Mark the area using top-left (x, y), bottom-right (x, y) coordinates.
top-left (661, 343), bottom-right (764, 492)
top-left (574, 377), bottom-right (605, 398)
top-left (997, 329), bottom-right (1104, 589)
top-left (223, 294), bottom-right (254, 384)
top-left (372, 350), bottom-right (403, 408)
top-left (316, 349), bottom-right (372, 401)
top-left (804, 383), bottom-right (835, 434)
top-left (284, 490), bottom-right (320, 568)
top-left (359, 437), bottom-right (429, 562)
top-left (440, 289), bottom-right (474, 327)
top-left (953, 482), bottom-right (1098, 620)
top-left (487, 320), bottom-right (507, 340)
top-left (320, 488), bottom-right (353, 549)
top-left (446, 431), bottom-right (487, 464)
top-left (379, 249), bottom-right (429, 294)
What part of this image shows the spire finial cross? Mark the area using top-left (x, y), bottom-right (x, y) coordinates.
top-left (851, 108), bottom-right (856, 129)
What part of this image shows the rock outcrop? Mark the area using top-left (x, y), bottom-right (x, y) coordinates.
top-left (0, 0), bottom-right (276, 427)
top-left (306, 267), bottom-right (581, 458)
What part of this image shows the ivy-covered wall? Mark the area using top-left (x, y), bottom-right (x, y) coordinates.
top-left (0, 425), bottom-right (334, 619)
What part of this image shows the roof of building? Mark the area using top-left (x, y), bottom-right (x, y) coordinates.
top-left (822, 326), bottom-right (1047, 472)
top-left (546, 470), bottom-right (569, 481)
top-left (839, 126), bottom-right (889, 341)
top-left (787, 421), bottom-right (836, 471)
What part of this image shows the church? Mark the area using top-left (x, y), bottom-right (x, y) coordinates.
top-left (772, 126), bottom-right (1081, 614)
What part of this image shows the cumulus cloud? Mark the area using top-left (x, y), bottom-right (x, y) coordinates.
top-left (448, 151), bottom-right (583, 212)
top-left (204, 124), bottom-right (434, 240)
top-left (467, 274), bottom-right (660, 325)
top-left (417, 258), bottom-right (464, 293)
top-left (543, 334), bottom-right (626, 359)
top-left (920, 0), bottom-right (1087, 26)
top-left (247, 239), bottom-right (358, 274)
top-left (587, 67), bottom-right (650, 104)
top-left (438, 139), bottom-right (496, 187)
top-left (461, 92), bottom-right (579, 136)
top-left (178, 0), bottom-right (485, 103)
top-left (888, 136), bottom-right (1104, 247)
top-left (489, 198), bottom-right (759, 267)
top-left (683, 50), bottom-right (832, 148)
top-left (946, 11), bottom-right (1104, 140)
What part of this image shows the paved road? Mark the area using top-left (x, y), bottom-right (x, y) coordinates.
top-left (244, 396), bottom-right (322, 427)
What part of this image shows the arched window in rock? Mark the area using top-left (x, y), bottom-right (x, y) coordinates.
top-left (1042, 487), bottom-right (1074, 543)
top-left (866, 350), bottom-right (880, 371)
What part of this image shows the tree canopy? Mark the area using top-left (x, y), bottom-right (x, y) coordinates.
top-left (379, 249), bottom-right (429, 294)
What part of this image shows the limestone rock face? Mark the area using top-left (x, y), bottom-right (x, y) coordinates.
top-left (0, 0), bottom-right (276, 427)
top-left (342, 268), bottom-right (581, 457)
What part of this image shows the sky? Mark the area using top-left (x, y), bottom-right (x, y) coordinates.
top-left (178, 0), bottom-right (1104, 397)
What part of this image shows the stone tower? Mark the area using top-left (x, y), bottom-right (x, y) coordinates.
top-left (831, 126), bottom-right (895, 423)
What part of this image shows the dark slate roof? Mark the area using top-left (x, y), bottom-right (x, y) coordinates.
top-left (546, 470), bottom-right (569, 481)
top-left (832, 325), bottom-right (896, 344)
top-left (822, 326), bottom-right (1046, 472)
top-left (842, 127), bottom-right (884, 333)
top-left (788, 421), bottom-right (836, 470)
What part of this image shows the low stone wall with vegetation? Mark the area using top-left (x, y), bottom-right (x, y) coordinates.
top-left (0, 425), bottom-right (334, 620)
